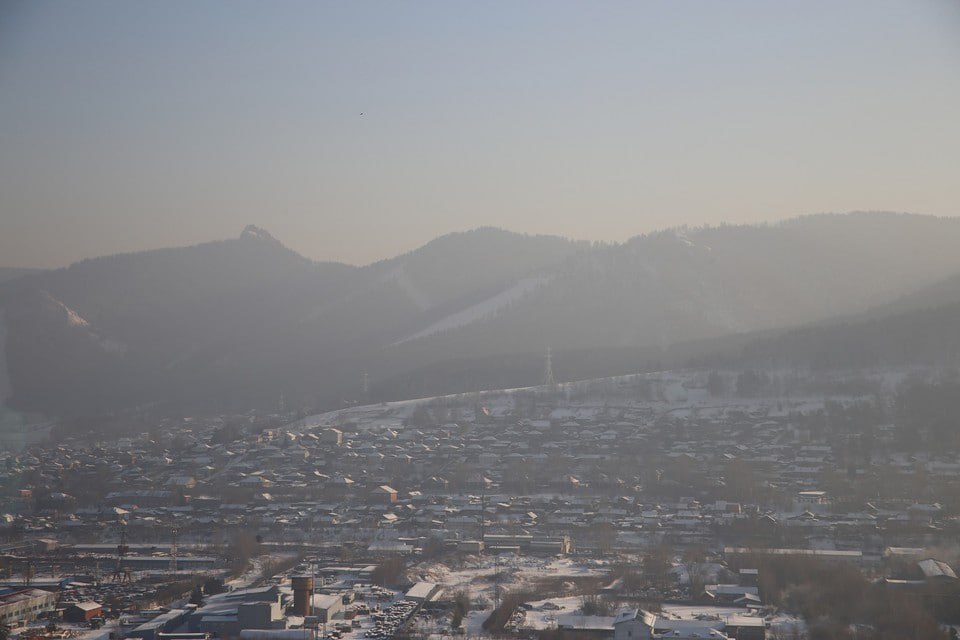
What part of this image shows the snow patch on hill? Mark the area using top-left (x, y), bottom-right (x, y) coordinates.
top-left (41, 291), bottom-right (127, 354)
top-left (394, 275), bottom-right (550, 344)
top-left (43, 291), bottom-right (91, 328)
top-left (383, 266), bottom-right (432, 312)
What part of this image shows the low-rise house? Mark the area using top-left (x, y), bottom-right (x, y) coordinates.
top-left (63, 601), bottom-right (103, 623)
top-left (0, 588), bottom-right (57, 625)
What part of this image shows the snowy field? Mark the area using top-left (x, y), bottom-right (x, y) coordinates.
top-left (289, 365), bottom-right (917, 437)
top-left (413, 555), bottom-right (609, 605)
top-left (521, 595), bottom-right (582, 630)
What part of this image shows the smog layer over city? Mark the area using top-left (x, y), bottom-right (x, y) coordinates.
top-left (2, 2), bottom-right (960, 640)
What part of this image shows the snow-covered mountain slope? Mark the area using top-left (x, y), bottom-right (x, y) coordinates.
top-left (395, 275), bottom-right (551, 344)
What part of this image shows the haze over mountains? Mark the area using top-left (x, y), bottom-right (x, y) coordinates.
top-left (3, 212), bottom-right (960, 417)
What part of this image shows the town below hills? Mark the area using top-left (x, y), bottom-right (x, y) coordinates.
top-left (5, 212), bottom-right (960, 639)
top-left (3, 363), bottom-right (960, 639)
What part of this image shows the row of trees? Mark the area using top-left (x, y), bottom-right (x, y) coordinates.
top-left (732, 554), bottom-right (951, 639)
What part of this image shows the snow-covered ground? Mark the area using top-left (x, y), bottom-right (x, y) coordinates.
top-left (658, 604), bottom-right (750, 620)
top-left (462, 609), bottom-right (490, 636)
top-left (226, 552), bottom-right (298, 590)
top-left (395, 275), bottom-right (551, 344)
top-left (522, 596), bottom-right (582, 630)
top-left (411, 554), bottom-right (608, 614)
top-left (290, 365), bottom-right (917, 436)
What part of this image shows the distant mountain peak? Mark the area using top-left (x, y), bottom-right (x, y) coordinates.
top-left (240, 225), bottom-right (277, 242)
top-left (236, 224), bottom-right (315, 264)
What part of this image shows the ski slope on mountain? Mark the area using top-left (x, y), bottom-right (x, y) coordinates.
top-left (394, 275), bottom-right (551, 344)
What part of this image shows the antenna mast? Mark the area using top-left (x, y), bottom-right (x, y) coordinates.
top-left (479, 493), bottom-right (486, 553)
top-left (543, 346), bottom-right (555, 387)
top-left (170, 526), bottom-right (179, 574)
top-left (113, 521), bottom-right (131, 583)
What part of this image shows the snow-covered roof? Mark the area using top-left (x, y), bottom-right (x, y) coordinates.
top-left (918, 558), bottom-right (957, 579)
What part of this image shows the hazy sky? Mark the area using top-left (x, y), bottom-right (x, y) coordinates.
top-left (2, 1), bottom-right (959, 268)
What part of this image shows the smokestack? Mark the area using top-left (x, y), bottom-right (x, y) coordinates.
top-left (291, 576), bottom-right (314, 616)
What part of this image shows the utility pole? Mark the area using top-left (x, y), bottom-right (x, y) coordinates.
top-left (23, 558), bottom-right (33, 586)
top-left (170, 526), bottom-right (179, 574)
top-left (493, 554), bottom-right (500, 611)
top-left (479, 493), bottom-right (486, 555)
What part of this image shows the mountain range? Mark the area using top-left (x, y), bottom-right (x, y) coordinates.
top-left (3, 212), bottom-right (960, 417)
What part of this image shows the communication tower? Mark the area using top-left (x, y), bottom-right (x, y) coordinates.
top-left (112, 521), bottom-right (131, 583)
top-left (170, 526), bottom-right (179, 574)
top-left (543, 346), bottom-right (555, 387)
